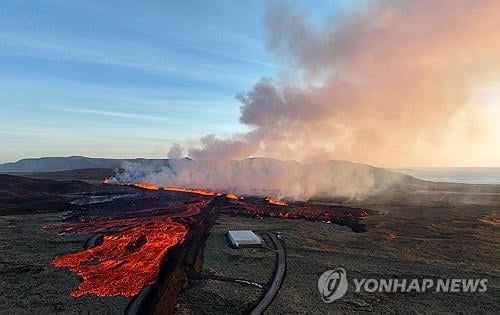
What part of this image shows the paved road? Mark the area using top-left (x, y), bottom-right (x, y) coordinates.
top-left (250, 232), bottom-right (286, 315)
top-left (197, 274), bottom-right (265, 289)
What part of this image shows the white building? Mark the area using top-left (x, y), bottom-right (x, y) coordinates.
top-left (227, 230), bottom-right (262, 248)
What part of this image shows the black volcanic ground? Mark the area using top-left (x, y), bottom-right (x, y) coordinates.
top-left (0, 169), bottom-right (499, 314)
top-left (0, 174), bottom-right (93, 215)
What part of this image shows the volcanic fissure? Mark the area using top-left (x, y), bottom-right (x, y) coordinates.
top-left (45, 183), bottom-right (371, 314)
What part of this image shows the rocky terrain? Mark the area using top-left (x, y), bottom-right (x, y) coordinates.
top-left (0, 174), bottom-right (92, 215)
top-left (0, 169), bottom-right (498, 314)
top-left (177, 206), bottom-right (499, 314)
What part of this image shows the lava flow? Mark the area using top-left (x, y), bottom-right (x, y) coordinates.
top-left (265, 196), bottom-right (288, 206)
top-left (162, 186), bottom-right (217, 196)
top-left (46, 189), bottom-right (212, 297)
top-left (225, 193), bottom-right (242, 200)
top-left (47, 184), bottom-right (371, 300)
top-left (134, 182), bottom-right (160, 190)
top-left (133, 182), bottom-right (219, 196)
top-left (53, 217), bottom-right (187, 297)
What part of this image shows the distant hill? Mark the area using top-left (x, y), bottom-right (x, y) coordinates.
top-left (5, 168), bottom-right (116, 184)
top-left (0, 174), bottom-right (93, 214)
top-left (0, 156), bottom-right (167, 172)
top-left (1, 158), bottom-right (498, 210)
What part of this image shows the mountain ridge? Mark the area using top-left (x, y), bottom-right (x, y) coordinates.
top-left (0, 156), bottom-right (166, 172)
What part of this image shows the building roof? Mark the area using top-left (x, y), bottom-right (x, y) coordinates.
top-left (227, 230), bottom-right (262, 244)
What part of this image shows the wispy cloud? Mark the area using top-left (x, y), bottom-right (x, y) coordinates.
top-left (54, 107), bottom-right (172, 122)
top-left (0, 32), bottom-right (267, 86)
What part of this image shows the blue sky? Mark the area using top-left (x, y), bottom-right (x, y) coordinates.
top-left (0, 0), bottom-right (356, 163)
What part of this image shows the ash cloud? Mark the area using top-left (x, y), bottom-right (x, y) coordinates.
top-left (177, 0), bottom-right (500, 167)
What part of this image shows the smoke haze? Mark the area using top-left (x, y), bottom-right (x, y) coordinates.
top-left (112, 158), bottom-right (408, 200)
top-left (120, 1), bottom-right (500, 200)
top-left (170, 0), bottom-right (500, 167)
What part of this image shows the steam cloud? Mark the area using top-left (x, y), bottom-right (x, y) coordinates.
top-left (112, 158), bottom-right (406, 200)
top-left (116, 1), bottom-right (500, 200)
top-left (171, 1), bottom-right (500, 167)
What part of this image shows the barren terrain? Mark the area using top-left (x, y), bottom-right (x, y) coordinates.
top-left (0, 169), bottom-right (499, 314)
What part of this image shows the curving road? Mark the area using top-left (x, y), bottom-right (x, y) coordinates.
top-left (196, 274), bottom-right (266, 289)
top-left (250, 232), bottom-right (286, 315)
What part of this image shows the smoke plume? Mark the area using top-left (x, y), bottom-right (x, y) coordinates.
top-left (112, 158), bottom-right (408, 200)
top-left (176, 0), bottom-right (500, 167)
top-left (115, 1), bottom-right (500, 200)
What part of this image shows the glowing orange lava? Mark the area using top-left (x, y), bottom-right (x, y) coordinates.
top-left (265, 197), bottom-right (287, 206)
top-left (162, 186), bottom-right (218, 196)
top-left (225, 193), bottom-right (242, 200)
top-left (54, 219), bottom-right (186, 297)
top-left (50, 200), bottom-right (208, 297)
top-left (134, 183), bottom-right (160, 190)
top-left (133, 183), bottom-right (218, 196)
top-left (49, 186), bottom-right (370, 299)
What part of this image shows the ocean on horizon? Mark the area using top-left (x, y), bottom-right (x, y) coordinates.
top-left (393, 167), bottom-right (500, 185)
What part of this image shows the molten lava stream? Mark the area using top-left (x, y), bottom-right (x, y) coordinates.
top-left (265, 197), bottom-right (288, 206)
top-left (162, 186), bottom-right (218, 196)
top-left (133, 182), bottom-right (159, 190)
top-left (225, 193), bottom-right (242, 200)
top-left (53, 218), bottom-right (186, 297)
top-left (132, 183), bottom-right (219, 197)
top-left (51, 201), bottom-right (208, 297)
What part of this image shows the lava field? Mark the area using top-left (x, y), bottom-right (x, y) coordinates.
top-left (45, 184), bottom-right (371, 301)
